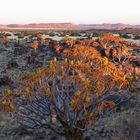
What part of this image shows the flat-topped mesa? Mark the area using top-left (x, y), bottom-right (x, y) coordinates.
top-left (5, 23), bottom-right (80, 29)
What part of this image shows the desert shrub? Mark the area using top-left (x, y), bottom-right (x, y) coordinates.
top-left (64, 37), bottom-right (76, 47)
top-left (121, 34), bottom-right (132, 39)
top-left (31, 41), bottom-right (38, 50)
top-left (53, 41), bottom-right (61, 53)
top-left (134, 36), bottom-right (140, 40)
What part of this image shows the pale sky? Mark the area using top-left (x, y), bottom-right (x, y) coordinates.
top-left (0, 0), bottom-right (139, 25)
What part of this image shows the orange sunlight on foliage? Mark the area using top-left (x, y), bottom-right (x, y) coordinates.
top-left (1, 33), bottom-right (136, 140)
top-left (31, 41), bottom-right (38, 50)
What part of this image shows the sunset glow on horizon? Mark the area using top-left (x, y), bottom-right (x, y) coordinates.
top-left (0, 0), bottom-right (140, 25)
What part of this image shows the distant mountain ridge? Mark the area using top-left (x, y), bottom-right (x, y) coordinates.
top-left (0, 23), bottom-right (140, 30)
top-left (80, 23), bottom-right (140, 30)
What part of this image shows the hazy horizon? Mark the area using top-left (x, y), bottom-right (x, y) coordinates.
top-left (1, 22), bottom-right (140, 26)
top-left (0, 0), bottom-right (139, 25)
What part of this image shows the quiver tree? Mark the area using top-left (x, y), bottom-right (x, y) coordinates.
top-left (75, 39), bottom-right (97, 47)
top-left (37, 33), bottom-right (43, 42)
top-left (111, 45), bottom-right (131, 64)
top-left (1, 50), bottom-right (129, 140)
top-left (98, 33), bottom-right (124, 48)
top-left (62, 45), bottom-right (101, 64)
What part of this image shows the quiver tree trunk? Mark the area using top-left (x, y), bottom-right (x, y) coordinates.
top-left (65, 128), bottom-right (84, 140)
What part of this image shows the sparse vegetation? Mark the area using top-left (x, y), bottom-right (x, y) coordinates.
top-left (0, 31), bottom-right (139, 140)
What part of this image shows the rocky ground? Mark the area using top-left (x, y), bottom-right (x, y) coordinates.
top-left (0, 40), bottom-right (139, 140)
